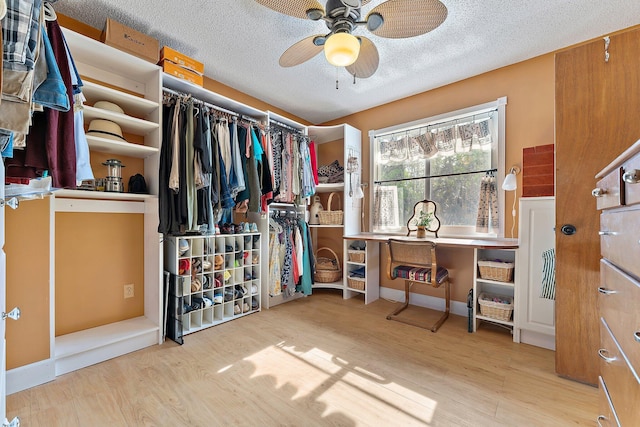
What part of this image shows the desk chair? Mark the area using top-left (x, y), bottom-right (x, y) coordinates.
top-left (386, 239), bottom-right (450, 332)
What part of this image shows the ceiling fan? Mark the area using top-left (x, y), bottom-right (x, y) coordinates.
top-left (254, 0), bottom-right (448, 79)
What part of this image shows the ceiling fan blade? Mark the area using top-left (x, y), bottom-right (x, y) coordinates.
top-left (367, 0), bottom-right (448, 39)
top-left (279, 35), bottom-right (325, 67)
top-left (254, 0), bottom-right (325, 20)
top-left (346, 37), bottom-right (379, 79)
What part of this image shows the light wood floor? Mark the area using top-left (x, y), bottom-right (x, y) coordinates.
top-left (7, 290), bottom-right (597, 426)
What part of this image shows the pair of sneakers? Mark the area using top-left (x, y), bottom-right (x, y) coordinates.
top-left (239, 222), bottom-right (259, 233)
top-left (233, 302), bottom-right (251, 314)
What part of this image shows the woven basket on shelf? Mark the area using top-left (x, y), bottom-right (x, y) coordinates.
top-left (477, 260), bottom-right (514, 282)
top-left (347, 276), bottom-right (365, 291)
top-left (347, 250), bottom-right (365, 263)
top-left (478, 292), bottom-right (513, 321)
top-left (317, 192), bottom-right (343, 225)
top-left (314, 247), bottom-right (342, 283)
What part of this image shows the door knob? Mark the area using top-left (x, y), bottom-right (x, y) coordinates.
top-left (1, 307), bottom-right (20, 321)
top-left (561, 224), bottom-right (576, 235)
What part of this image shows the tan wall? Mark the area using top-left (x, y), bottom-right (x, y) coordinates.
top-left (323, 54), bottom-right (556, 303)
top-left (55, 212), bottom-right (144, 336)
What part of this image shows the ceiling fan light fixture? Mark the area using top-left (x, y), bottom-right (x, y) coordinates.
top-left (324, 32), bottom-right (360, 67)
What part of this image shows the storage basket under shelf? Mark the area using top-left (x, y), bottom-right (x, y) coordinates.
top-left (477, 260), bottom-right (514, 282)
top-left (347, 250), bottom-right (365, 263)
top-left (314, 247), bottom-right (342, 283)
top-left (347, 276), bottom-right (365, 291)
top-left (478, 292), bottom-right (513, 321)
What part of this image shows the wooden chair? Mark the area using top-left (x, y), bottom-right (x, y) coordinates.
top-left (386, 239), bottom-right (450, 332)
top-left (406, 199), bottom-right (441, 237)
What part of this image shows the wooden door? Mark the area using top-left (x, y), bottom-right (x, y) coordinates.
top-left (555, 27), bottom-right (640, 385)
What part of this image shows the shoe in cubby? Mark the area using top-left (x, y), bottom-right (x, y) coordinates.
top-left (242, 301), bottom-right (250, 313)
top-left (251, 296), bottom-right (259, 311)
top-left (233, 303), bottom-right (241, 315)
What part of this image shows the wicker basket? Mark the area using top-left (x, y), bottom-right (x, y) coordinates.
top-left (347, 276), bottom-right (366, 291)
top-left (317, 192), bottom-right (343, 225)
top-left (314, 247), bottom-right (342, 283)
top-left (478, 260), bottom-right (515, 282)
top-left (348, 250), bottom-right (365, 263)
top-left (478, 292), bottom-right (513, 321)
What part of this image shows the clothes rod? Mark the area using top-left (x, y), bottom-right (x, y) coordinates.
top-left (374, 168), bottom-right (497, 185)
top-left (163, 87), bottom-right (240, 118)
top-left (269, 119), bottom-right (303, 133)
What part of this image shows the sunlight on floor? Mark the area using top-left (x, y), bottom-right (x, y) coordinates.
top-left (244, 342), bottom-right (438, 425)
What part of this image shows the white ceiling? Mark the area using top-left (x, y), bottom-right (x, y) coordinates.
top-left (54, 0), bottom-right (640, 124)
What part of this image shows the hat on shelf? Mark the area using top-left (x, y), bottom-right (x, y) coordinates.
top-left (86, 119), bottom-right (127, 142)
top-left (93, 100), bottom-right (125, 115)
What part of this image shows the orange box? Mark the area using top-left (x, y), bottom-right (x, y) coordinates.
top-left (161, 60), bottom-right (204, 86)
top-left (101, 18), bottom-right (159, 63)
top-left (160, 46), bottom-right (204, 75)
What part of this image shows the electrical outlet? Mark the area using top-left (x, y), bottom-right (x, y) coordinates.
top-left (124, 284), bottom-right (134, 299)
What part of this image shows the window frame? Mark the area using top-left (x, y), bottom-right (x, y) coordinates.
top-left (368, 97), bottom-right (508, 238)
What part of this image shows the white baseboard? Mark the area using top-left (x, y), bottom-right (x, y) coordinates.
top-left (379, 287), bottom-right (469, 318)
top-left (520, 329), bottom-right (556, 350)
top-left (6, 359), bottom-right (55, 395)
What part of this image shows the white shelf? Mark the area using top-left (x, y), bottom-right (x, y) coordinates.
top-left (315, 183), bottom-right (345, 192)
top-left (86, 134), bottom-right (159, 158)
top-left (309, 224), bottom-right (344, 228)
top-left (476, 315), bottom-right (514, 327)
top-left (55, 189), bottom-right (153, 201)
top-left (82, 81), bottom-right (159, 117)
top-left (312, 281), bottom-right (344, 290)
top-left (346, 261), bottom-right (366, 267)
top-left (84, 105), bottom-right (159, 135)
top-left (476, 278), bottom-right (515, 287)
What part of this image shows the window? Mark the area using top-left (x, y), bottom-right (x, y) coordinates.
top-left (370, 97), bottom-right (507, 238)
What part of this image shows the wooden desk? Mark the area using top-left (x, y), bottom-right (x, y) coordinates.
top-left (343, 233), bottom-right (520, 341)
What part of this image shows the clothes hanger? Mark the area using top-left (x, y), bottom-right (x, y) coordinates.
top-left (44, 2), bottom-right (57, 21)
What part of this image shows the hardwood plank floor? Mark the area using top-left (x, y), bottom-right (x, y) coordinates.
top-left (7, 290), bottom-right (597, 426)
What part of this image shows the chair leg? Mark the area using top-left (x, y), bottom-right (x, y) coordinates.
top-left (429, 281), bottom-right (450, 332)
top-left (386, 280), bottom-right (411, 320)
top-left (387, 280), bottom-right (451, 333)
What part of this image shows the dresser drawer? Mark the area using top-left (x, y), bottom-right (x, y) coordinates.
top-left (623, 151), bottom-right (640, 206)
top-left (600, 260), bottom-right (640, 374)
top-left (600, 208), bottom-right (640, 278)
top-left (599, 318), bottom-right (640, 427)
top-left (598, 376), bottom-right (620, 427)
top-left (594, 167), bottom-right (622, 210)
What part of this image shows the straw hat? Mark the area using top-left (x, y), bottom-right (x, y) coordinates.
top-left (86, 119), bottom-right (127, 142)
top-left (93, 100), bottom-right (125, 114)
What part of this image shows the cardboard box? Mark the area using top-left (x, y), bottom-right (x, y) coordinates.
top-left (161, 60), bottom-right (204, 86)
top-left (160, 46), bottom-right (204, 75)
top-left (101, 18), bottom-right (159, 64)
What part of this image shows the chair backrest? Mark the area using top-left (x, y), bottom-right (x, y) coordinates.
top-left (406, 200), bottom-right (441, 237)
top-left (387, 239), bottom-right (439, 287)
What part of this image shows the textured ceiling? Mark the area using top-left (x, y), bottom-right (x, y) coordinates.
top-left (54, 0), bottom-right (640, 124)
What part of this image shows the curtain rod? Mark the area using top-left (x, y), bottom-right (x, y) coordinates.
top-left (374, 168), bottom-right (497, 185)
top-left (374, 108), bottom-right (498, 139)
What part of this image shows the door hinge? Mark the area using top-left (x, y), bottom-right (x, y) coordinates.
top-left (604, 36), bottom-right (610, 63)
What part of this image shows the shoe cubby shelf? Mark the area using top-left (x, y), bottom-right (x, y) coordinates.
top-left (164, 234), bottom-right (261, 342)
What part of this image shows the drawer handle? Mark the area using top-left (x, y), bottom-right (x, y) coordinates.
top-left (623, 169), bottom-right (640, 184)
top-left (598, 348), bottom-right (616, 363)
top-left (598, 231), bottom-right (618, 236)
top-left (635, 331), bottom-right (640, 343)
top-left (592, 188), bottom-right (607, 197)
top-left (597, 415), bottom-right (607, 427)
top-left (598, 287), bottom-right (617, 295)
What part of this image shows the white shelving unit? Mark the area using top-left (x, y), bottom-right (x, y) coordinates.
top-left (164, 234), bottom-right (261, 343)
top-left (473, 248), bottom-right (519, 342)
top-left (343, 239), bottom-right (380, 304)
top-left (50, 28), bottom-right (163, 377)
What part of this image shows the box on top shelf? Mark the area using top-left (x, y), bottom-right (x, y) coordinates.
top-left (101, 18), bottom-right (159, 64)
top-left (160, 46), bottom-right (204, 75)
top-left (160, 60), bottom-right (204, 87)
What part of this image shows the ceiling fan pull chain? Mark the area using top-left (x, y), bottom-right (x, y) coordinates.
top-left (336, 67), bottom-right (339, 90)
top-left (353, 73), bottom-right (356, 84)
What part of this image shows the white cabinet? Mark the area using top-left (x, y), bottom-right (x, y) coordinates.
top-left (164, 233), bottom-right (261, 343)
top-left (473, 248), bottom-right (519, 342)
top-left (343, 239), bottom-right (380, 304)
top-left (516, 197), bottom-right (556, 350)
